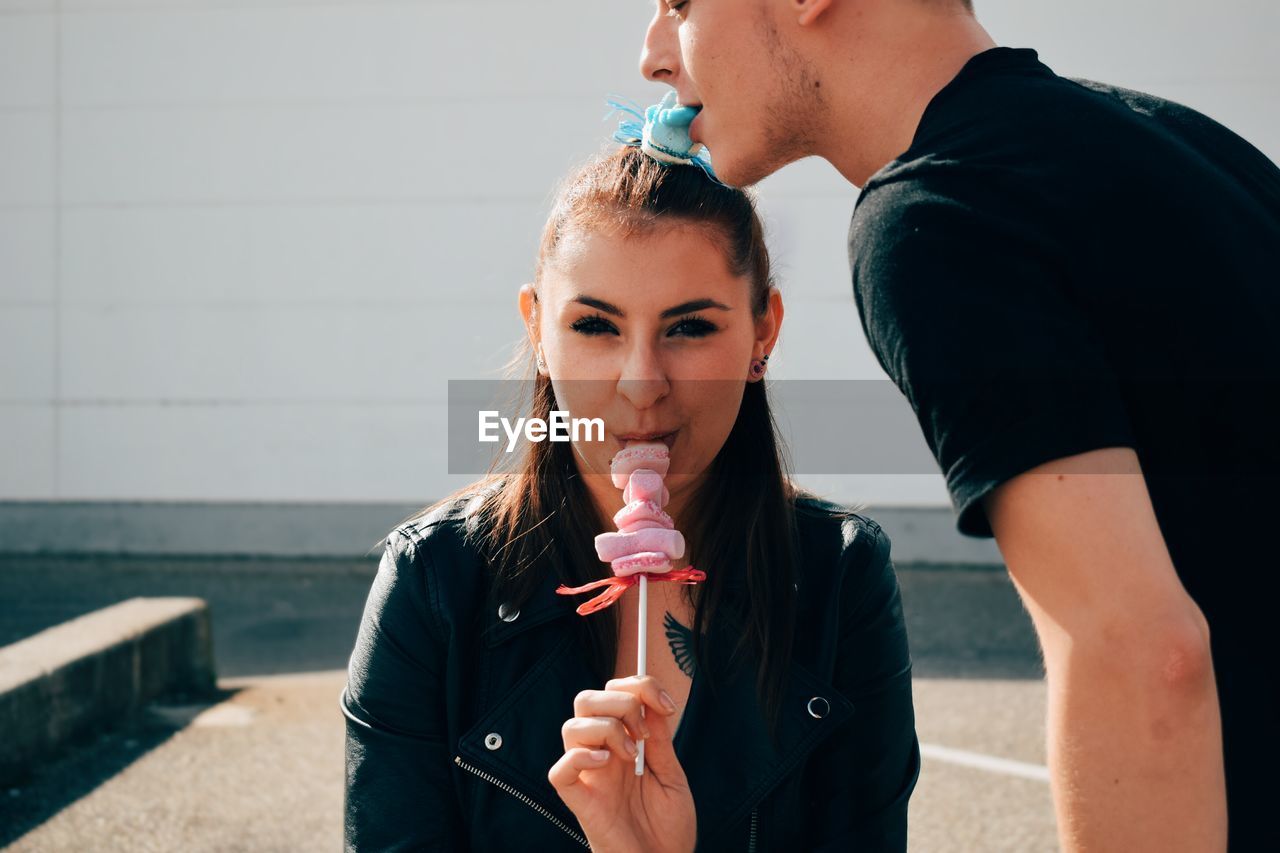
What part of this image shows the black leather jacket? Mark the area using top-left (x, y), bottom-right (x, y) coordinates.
top-left (342, 493), bottom-right (920, 851)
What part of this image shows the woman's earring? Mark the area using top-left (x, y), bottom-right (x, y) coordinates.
top-left (748, 352), bottom-right (770, 381)
top-left (536, 345), bottom-right (547, 374)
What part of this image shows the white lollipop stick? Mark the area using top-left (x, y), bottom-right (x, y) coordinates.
top-left (636, 572), bottom-right (647, 775)
top-left (609, 442), bottom-right (670, 778)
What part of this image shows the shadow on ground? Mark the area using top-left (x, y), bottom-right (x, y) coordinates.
top-left (0, 686), bottom-right (242, 847)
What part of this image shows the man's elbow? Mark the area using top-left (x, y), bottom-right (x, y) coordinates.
top-left (1061, 605), bottom-right (1217, 720)
top-left (1151, 608), bottom-right (1213, 699)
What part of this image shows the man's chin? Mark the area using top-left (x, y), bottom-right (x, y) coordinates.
top-left (711, 149), bottom-right (789, 189)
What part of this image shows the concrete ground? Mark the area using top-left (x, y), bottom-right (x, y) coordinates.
top-left (0, 554), bottom-right (1054, 851)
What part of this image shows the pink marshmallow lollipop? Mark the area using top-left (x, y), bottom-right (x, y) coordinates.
top-left (610, 442), bottom-right (670, 488)
top-left (610, 552), bottom-right (672, 577)
top-left (602, 439), bottom-right (685, 778)
top-left (554, 438), bottom-right (705, 760)
top-left (613, 498), bottom-right (673, 531)
top-left (596, 500), bottom-right (683, 575)
top-left (622, 469), bottom-right (670, 507)
top-left (595, 527), bottom-right (685, 564)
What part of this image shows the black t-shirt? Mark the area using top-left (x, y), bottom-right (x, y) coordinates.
top-left (848, 46), bottom-right (1280, 841)
top-left (850, 46), bottom-right (1280, 542)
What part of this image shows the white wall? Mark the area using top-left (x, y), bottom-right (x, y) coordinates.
top-left (1, 0), bottom-right (1276, 510)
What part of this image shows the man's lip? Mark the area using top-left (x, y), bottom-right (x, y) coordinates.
top-left (689, 110), bottom-right (704, 144)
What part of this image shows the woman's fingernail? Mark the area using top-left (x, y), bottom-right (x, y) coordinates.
top-left (624, 738), bottom-right (637, 756)
top-left (660, 690), bottom-right (677, 712)
top-left (590, 749), bottom-right (610, 762)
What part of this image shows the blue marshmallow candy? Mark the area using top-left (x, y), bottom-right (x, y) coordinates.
top-left (608, 90), bottom-right (721, 184)
top-left (643, 90), bottom-right (704, 164)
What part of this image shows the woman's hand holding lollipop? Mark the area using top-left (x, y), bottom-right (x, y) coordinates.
top-left (548, 674), bottom-right (696, 853)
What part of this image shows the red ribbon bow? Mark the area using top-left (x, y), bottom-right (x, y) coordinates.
top-left (556, 568), bottom-right (707, 616)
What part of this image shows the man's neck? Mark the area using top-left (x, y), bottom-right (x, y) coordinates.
top-left (813, 13), bottom-right (996, 187)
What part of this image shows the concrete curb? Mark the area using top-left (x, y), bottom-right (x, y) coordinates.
top-left (0, 597), bottom-right (216, 787)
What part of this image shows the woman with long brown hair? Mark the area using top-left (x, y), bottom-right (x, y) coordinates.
top-left (342, 143), bottom-right (920, 851)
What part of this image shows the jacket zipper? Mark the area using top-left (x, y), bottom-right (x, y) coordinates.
top-left (748, 806), bottom-right (757, 852)
top-left (454, 755), bottom-right (591, 848)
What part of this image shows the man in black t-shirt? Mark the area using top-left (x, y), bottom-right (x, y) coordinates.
top-left (639, 1), bottom-right (1278, 850)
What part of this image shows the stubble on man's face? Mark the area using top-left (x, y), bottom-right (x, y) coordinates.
top-left (719, 11), bottom-right (827, 187)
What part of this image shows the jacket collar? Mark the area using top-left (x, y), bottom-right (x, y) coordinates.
top-left (482, 561), bottom-right (579, 647)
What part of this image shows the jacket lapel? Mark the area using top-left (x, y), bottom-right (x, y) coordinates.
top-left (458, 569), bottom-right (590, 832)
top-left (675, 614), bottom-right (855, 846)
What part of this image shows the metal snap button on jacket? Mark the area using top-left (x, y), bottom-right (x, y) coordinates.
top-left (807, 697), bottom-right (830, 719)
top-left (484, 733), bottom-right (503, 750)
top-left (498, 604), bottom-right (520, 622)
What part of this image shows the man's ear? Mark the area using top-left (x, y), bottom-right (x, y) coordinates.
top-left (794, 0), bottom-right (835, 27)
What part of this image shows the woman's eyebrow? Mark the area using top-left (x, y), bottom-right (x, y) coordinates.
top-left (570, 295), bottom-right (731, 318)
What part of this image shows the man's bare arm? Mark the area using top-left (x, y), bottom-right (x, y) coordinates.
top-left (984, 447), bottom-right (1226, 852)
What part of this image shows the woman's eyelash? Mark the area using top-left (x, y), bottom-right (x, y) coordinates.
top-left (568, 313), bottom-right (719, 338)
top-left (569, 313), bottom-right (617, 336)
top-left (670, 315), bottom-right (717, 337)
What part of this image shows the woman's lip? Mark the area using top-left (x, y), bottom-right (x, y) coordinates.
top-left (690, 111), bottom-right (703, 144)
top-left (617, 431), bottom-right (678, 449)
